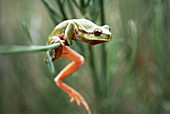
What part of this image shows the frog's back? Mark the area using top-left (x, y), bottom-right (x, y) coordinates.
top-left (72, 19), bottom-right (97, 31)
top-left (50, 20), bottom-right (73, 37)
top-left (50, 18), bottom-right (96, 36)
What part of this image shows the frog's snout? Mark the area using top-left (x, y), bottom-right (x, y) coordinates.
top-left (108, 33), bottom-right (112, 38)
top-left (107, 34), bottom-right (111, 37)
top-left (108, 34), bottom-right (112, 40)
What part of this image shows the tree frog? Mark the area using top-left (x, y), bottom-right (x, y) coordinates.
top-left (45, 19), bottom-right (112, 114)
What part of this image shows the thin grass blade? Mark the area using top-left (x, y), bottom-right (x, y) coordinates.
top-left (22, 22), bottom-right (33, 45)
top-left (46, 51), bottom-right (55, 74)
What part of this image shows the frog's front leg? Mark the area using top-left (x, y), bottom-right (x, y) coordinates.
top-left (54, 46), bottom-right (91, 114)
top-left (64, 22), bottom-right (78, 45)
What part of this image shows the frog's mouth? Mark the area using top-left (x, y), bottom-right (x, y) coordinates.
top-left (80, 38), bottom-right (111, 46)
top-left (77, 29), bottom-right (112, 45)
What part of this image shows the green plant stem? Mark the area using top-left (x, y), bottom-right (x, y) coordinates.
top-left (22, 22), bottom-right (33, 45)
top-left (0, 41), bottom-right (66, 54)
top-left (41, 0), bottom-right (60, 24)
top-left (162, 0), bottom-right (169, 79)
top-left (80, 0), bottom-right (86, 14)
top-left (67, 0), bottom-right (76, 18)
top-left (88, 46), bottom-right (99, 98)
top-left (99, 0), bottom-right (107, 96)
top-left (56, 0), bottom-right (67, 20)
top-left (117, 20), bottom-right (138, 97)
top-left (153, 0), bottom-right (169, 81)
top-left (72, 0), bottom-right (80, 9)
top-left (46, 51), bottom-right (55, 74)
top-left (100, 0), bottom-right (105, 25)
top-left (126, 21), bottom-right (138, 77)
top-left (85, 0), bottom-right (91, 7)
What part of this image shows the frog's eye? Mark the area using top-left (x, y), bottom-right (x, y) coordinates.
top-left (94, 28), bottom-right (102, 36)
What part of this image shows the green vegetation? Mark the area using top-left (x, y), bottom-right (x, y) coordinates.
top-left (0, 0), bottom-right (169, 114)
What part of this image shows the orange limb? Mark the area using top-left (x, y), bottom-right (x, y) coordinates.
top-left (54, 46), bottom-right (91, 114)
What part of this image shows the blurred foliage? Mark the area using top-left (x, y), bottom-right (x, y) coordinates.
top-left (0, 0), bottom-right (170, 114)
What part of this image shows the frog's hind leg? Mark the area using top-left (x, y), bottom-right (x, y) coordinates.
top-left (54, 46), bottom-right (91, 114)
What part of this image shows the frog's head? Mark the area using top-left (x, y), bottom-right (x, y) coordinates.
top-left (78, 25), bottom-right (112, 45)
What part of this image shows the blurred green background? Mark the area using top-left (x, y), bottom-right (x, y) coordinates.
top-left (0, 0), bottom-right (169, 114)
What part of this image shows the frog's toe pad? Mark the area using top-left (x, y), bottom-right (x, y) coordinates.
top-left (68, 91), bottom-right (91, 114)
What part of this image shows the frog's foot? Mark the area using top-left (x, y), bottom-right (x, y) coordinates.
top-left (56, 81), bottom-right (91, 114)
top-left (69, 89), bottom-right (91, 114)
top-left (51, 36), bottom-right (65, 47)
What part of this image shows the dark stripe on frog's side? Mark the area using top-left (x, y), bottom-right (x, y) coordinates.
top-left (78, 29), bottom-right (93, 36)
